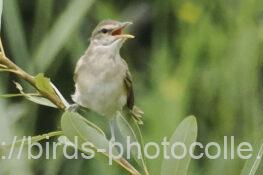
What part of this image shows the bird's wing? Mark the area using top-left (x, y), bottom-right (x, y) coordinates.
top-left (122, 60), bottom-right (144, 124)
top-left (124, 69), bottom-right (135, 110)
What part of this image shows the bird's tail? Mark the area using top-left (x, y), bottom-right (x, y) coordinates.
top-left (130, 106), bottom-right (144, 125)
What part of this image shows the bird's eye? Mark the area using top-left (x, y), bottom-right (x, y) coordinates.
top-left (101, 28), bottom-right (108, 34)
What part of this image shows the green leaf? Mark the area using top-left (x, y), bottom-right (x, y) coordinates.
top-left (115, 113), bottom-right (150, 175)
top-left (115, 113), bottom-right (144, 167)
top-left (26, 96), bottom-right (57, 108)
top-left (33, 0), bottom-right (95, 72)
top-left (35, 73), bottom-right (56, 95)
top-left (116, 114), bottom-right (139, 155)
top-left (13, 81), bottom-right (57, 108)
top-left (61, 111), bottom-right (119, 156)
top-left (161, 116), bottom-right (198, 175)
top-left (61, 112), bottom-right (142, 174)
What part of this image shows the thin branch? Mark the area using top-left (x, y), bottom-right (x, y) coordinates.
top-left (0, 68), bottom-right (19, 74)
top-left (0, 39), bottom-right (66, 109)
top-left (0, 93), bottom-right (40, 98)
top-left (0, 131), bottom-right (63, 150)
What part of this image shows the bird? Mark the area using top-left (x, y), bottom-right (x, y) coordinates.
top-left (71, 20), bottom-right (143, 138)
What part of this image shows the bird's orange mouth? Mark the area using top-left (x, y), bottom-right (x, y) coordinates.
top-left (111, 22), bottom-right (135, 39)
top-left (112, 27), bottom-right (124, 36)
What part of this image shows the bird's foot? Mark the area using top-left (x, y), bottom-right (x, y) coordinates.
top-left (109, 119), bottom-right (116, 143)
top-left (67, 103), bottom-right (79, 112)
top-left (109, 135), bottom-right (116, 144)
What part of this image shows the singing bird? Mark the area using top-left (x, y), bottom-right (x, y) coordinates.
top-left (71, 20), bottom-right (143, 132)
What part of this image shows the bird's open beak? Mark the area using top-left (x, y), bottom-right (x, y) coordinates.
top-left (111, 22), bottom-right (135, 39)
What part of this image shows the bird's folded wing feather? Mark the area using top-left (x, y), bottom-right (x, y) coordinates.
top-left (123, 60), bottom-right (144, 124)
top-left (124, 70), bottom-right (134, 110)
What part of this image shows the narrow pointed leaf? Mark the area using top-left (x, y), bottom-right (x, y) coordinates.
top-left (161, 116), bottom-right (198, 175)
top-left (13, 81), bottom-right (57, 108)
top-left (26, 96), bottom-right (57, 108)
top-left (115, 113), bottom-right (143, 166)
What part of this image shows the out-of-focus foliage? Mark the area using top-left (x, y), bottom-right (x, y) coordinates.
top-left (1, 0), bottom-right (263, 175)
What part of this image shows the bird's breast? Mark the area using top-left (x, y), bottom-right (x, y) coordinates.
top-left (73, 54), bottom-right (127, 116)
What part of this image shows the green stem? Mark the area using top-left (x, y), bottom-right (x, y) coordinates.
top-left (0, 131), bottom-right (63, 150)
top-left (0, 93), bottom-right (40, 98)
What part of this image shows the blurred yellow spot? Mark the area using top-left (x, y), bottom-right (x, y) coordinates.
top-left (160, 78), bottom-right (183, 101)
top-left (178, 2), bottom-right (202, 24)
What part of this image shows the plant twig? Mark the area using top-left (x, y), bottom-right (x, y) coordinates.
top-left (0, 68), bottom-right (19, 73)
top-left (0, 93), bottom-right (40, 98)
top-left (0, 131), bottom-right (63, 151)
top-left (0, 38), bottom-right (65, 109)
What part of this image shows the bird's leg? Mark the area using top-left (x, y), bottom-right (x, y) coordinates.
top-left (109, 118), bottom-right (116, 142)
top-left (67, 103), bottom-right (79, 112)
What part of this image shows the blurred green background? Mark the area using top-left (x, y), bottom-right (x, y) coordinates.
top-left (1, 0), bottom-right (263, 174)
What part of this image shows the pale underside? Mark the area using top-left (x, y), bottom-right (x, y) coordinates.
top-left (72, 46), bottom-right (129, 118)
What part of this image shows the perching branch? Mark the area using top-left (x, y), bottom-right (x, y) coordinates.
top-left (0, 39), bottom-right (65, 109)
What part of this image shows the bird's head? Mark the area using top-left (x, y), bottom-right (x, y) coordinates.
top-left (90, 20), bottom-right (134, 49)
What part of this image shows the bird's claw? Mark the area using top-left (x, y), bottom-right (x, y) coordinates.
top-left (67, 104), bottom-right (79, 112)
